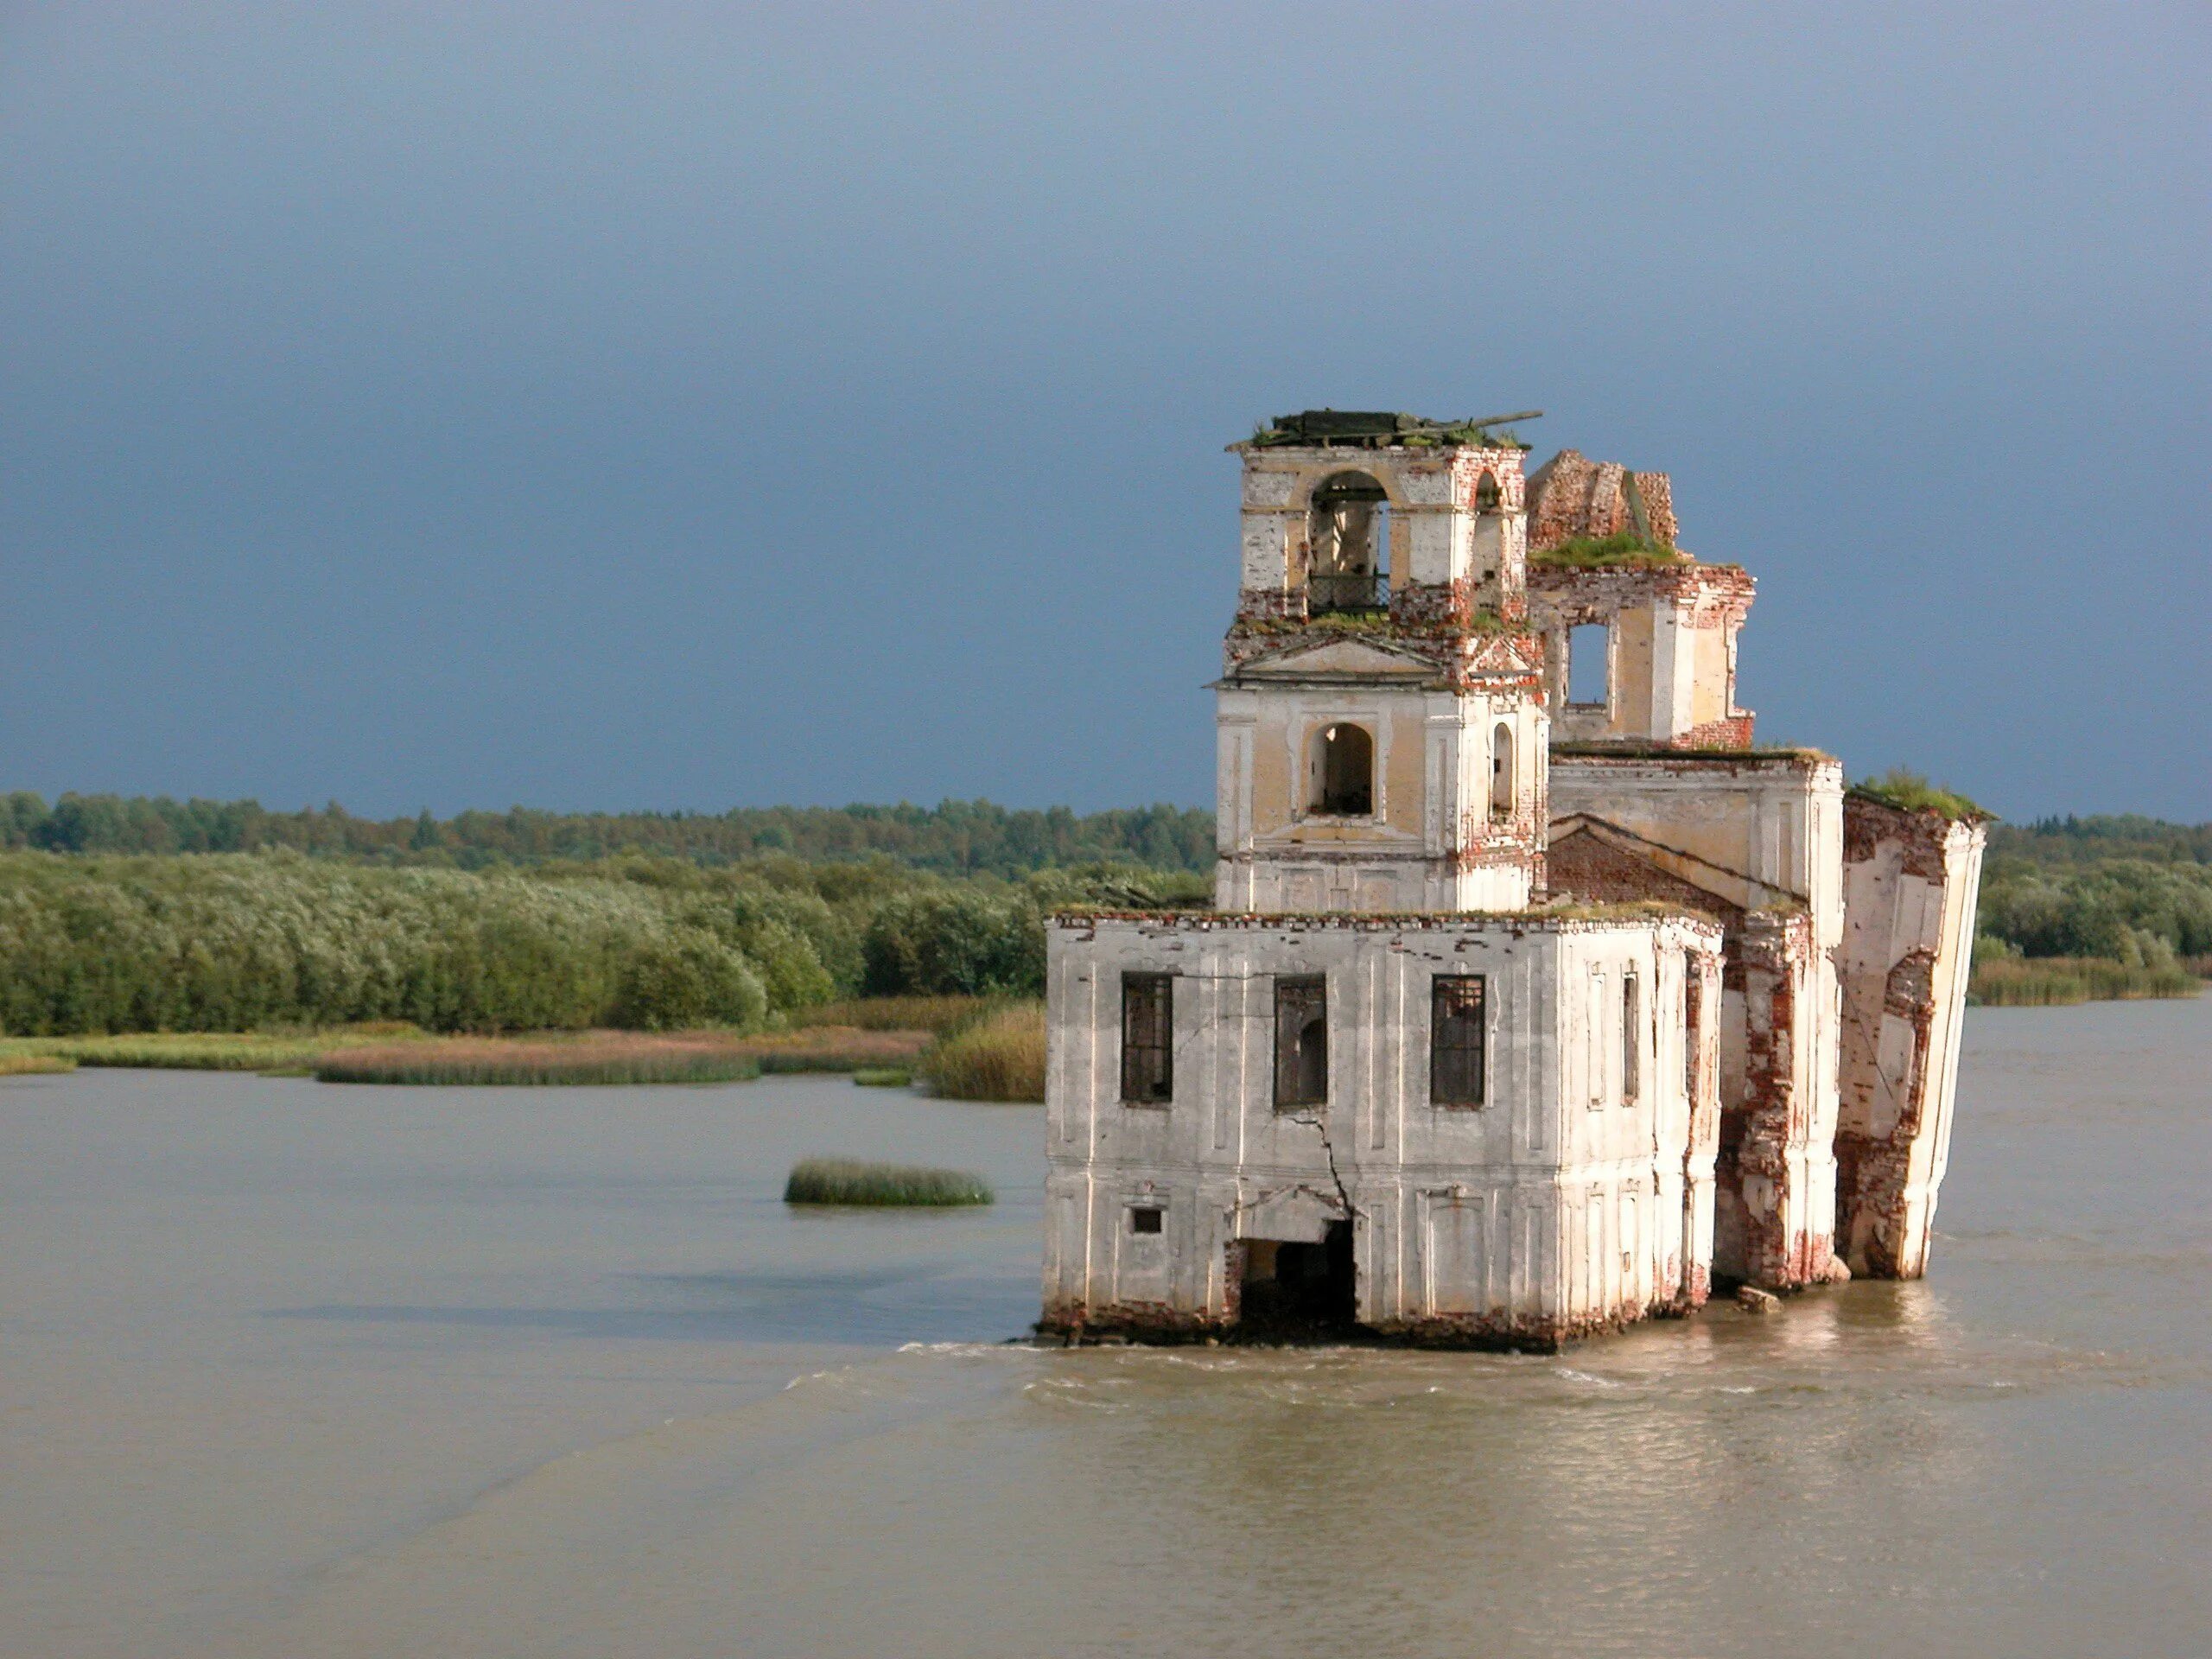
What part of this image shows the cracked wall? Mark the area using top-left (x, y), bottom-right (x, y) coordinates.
top-left (1040, 912), bottom-right (1720, 1350)
top-left (1834, 798), bottom-right (1986, 1278)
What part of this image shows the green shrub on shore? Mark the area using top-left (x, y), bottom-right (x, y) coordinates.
top-left (316, 1037), bottom-right (763, 1086)
top-left (783, 1157), bottom-right (993, 1206)
top-left (919, 1001), bottom-right (1046, 1103)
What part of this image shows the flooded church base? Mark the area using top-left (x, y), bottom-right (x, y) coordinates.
top-left (1040, 411), bottom-right (1985, 1350)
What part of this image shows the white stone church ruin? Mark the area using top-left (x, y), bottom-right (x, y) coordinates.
top-left (1040, 410), bottom-right (1985, 1349)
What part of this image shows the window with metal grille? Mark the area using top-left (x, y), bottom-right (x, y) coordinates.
top-left (1273, 976), bottom-right (1328, 1109)
top-left (1120, 973), bottom-right (1173, 1104)
top-left (1621, 972), bottom-right (1641, 1104)
top-left (1429, 975), bottom-right (1488, 1106)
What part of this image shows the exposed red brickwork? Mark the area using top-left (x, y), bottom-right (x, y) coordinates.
top-left (1525, 448), bottom-right (1681, 550)
top-left (1728, 911), bottom-right (1831, 1289)
top-left (1834, 796), bottom-right (1985, 1281)
top-left (1545, 826), bottom-right (1746, 923)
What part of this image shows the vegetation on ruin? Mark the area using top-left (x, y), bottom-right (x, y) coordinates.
top-left (1529, 531), bottom-right (1689, 570)
top-left (1851, 769), bottom-right (1987, 822)
top-left (918, 1000), bottom-right (1047, 1103)
top-left (783, 1157), bottom-right (994, 1207)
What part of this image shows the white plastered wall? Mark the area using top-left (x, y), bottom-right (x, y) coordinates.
top-left (1041, 915), bottom-right (1715, 1339)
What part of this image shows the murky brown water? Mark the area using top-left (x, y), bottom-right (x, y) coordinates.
top-left (3, 1001), bottom-right (2208, 1657)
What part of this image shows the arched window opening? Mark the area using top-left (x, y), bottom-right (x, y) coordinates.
top-left (1473, 469), bottom-right (1501, 512)
top-left (1306, 472), bottom-right (1389, 614)
top-left (1490, 721), bottom-right (1515, 819)
top-left (1310, 722), bottom-right (1374, 817)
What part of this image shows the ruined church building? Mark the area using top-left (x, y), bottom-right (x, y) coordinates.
top-left (1041, 410), bottom-right (1985, 1348)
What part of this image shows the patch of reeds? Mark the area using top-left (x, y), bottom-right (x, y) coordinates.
top-left (22, 1028), bottom-right (426, 1072)
top-left (0, 1051), bottom-right (74, 1076)
top-left (851, 1067), bottom-right (912, 1088)
top-left (315, 1035), bottom-right (762, 1086)
top-left (782, 1157), bottom-right (992, 1206)
top-left (743, 1025), bottom-right (931, 1074)
top-left (1969, 956), bottom-right (2202, 1007)
top-left (792, 995), bottom-right (995, 1036)
top-left (918, 1000), bottom-right (1046, 1103)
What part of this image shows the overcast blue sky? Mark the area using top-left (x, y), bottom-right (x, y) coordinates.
top-left (2, 3), bottom-right (2204, 821)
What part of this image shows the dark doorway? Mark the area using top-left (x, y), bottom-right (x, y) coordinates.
top-left (1236, 1221), bottom-right (1357, 1339)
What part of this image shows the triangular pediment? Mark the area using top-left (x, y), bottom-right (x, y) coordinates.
top-left (1225, 635), bottom-right (1440, 684)
top-left (1548, 813), bottom-right (1789, 916)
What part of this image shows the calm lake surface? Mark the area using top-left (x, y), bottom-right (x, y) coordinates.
top-left (3, 1000), bottom-right (2209, 1657)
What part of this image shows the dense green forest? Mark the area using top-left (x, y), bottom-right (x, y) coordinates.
top-left (0, 792), bottom-right (2202, 1034)
top-left (0, 793), bottom-right (1214, 876)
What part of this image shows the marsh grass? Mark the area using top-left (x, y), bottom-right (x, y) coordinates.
top-left (0, 1051), bottom-right (73, 1076)
top-left (783, 1157), bottom-right (992, 1206)
top-left (919, 1000), bottom-right (1046, 1102)
top-left (3, 1025), bottom-right (430, 1073)
top-left (851, 1067), bottom-right (912, 1088)
top-left (315, 1035), bottom-right (765, 1086)
top-left (746, 1026), bottom-right (931, 1074)
top-left (1969, 955), bottom-right (2201, 1007)
top-left (793, 995), bottom-right (995, 1036)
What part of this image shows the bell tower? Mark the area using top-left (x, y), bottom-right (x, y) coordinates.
top-left (1213, 410), bottom-right (1550, 913)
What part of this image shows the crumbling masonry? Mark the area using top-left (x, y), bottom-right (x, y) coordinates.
top-left (1040, 411), bottom-right (1984, 1348)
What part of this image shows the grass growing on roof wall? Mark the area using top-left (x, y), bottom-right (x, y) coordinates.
top-left (918, 1000), bottom-right (1046, 1102)
top-left (784, 1157), bottom-right (993, 1207)
top-left (1529, 531), bottom-right (1688, 569)
top-left (1852, 769), bottom-right (1986, 822)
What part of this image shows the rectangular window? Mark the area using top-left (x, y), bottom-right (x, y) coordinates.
top-left (1129, 1206), bottom-right (1163, 1235)
top-left (1273, 976), bottom-right (1328, 1109)
top-left (1429, 975), bottom-right (1487, 1106)
top-left (1621, 973), bottom-right (1641, 1104)
top-left (1588, 967), bottom-right (1607, 1108)
top-left (1568, 623), bottom-right (1611, 706)
top-left (1119, 972), bottom-right (1174, 1104)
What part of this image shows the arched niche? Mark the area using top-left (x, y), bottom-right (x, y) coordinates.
top-left (1490, 721), bottom-right (1516, 818)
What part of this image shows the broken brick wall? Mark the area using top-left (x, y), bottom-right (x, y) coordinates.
top-left (1720, 909), bottom-right (1841, 1289)
top-left (1834, 799), bottom-right (1986, 1278)
top-left (1525, 448), bottom-right (1680, 550)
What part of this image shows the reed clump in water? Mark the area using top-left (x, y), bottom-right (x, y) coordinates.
top-left (792, 995), bottom-right (995, 1036)
top-left (10, 1025), bottom-right (429, 1073)
top-left (783, 1157), bottom-right (992, 1206)
top-left (918, 1000), bottom-right (1046, 1103)
top-left (1968, 955), bottom-right (2200, 1007)
top-left (315, 1036), bottom-right (762, 1086)
top-left (850, 1067), bottom-right (913, 1088)
top-left (744, 1025), bottom-right (931, 1073)
top-left (0, 1051), bottom-right (73, 1076)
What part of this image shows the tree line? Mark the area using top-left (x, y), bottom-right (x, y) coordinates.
top-left (0, 850), bottom-right (1207, 1036)
top-left (0, 793), bottom-right (1215, 877)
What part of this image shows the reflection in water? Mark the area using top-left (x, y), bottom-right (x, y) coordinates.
top-left (3, 1001), bottom-right (2209, 1657)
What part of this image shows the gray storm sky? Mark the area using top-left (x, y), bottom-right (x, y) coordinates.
top-left (2, 3), bottom-right (2204, 821)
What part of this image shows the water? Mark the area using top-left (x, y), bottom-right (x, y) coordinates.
top-left (3, 1001), bottom-right (2207, 1657)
